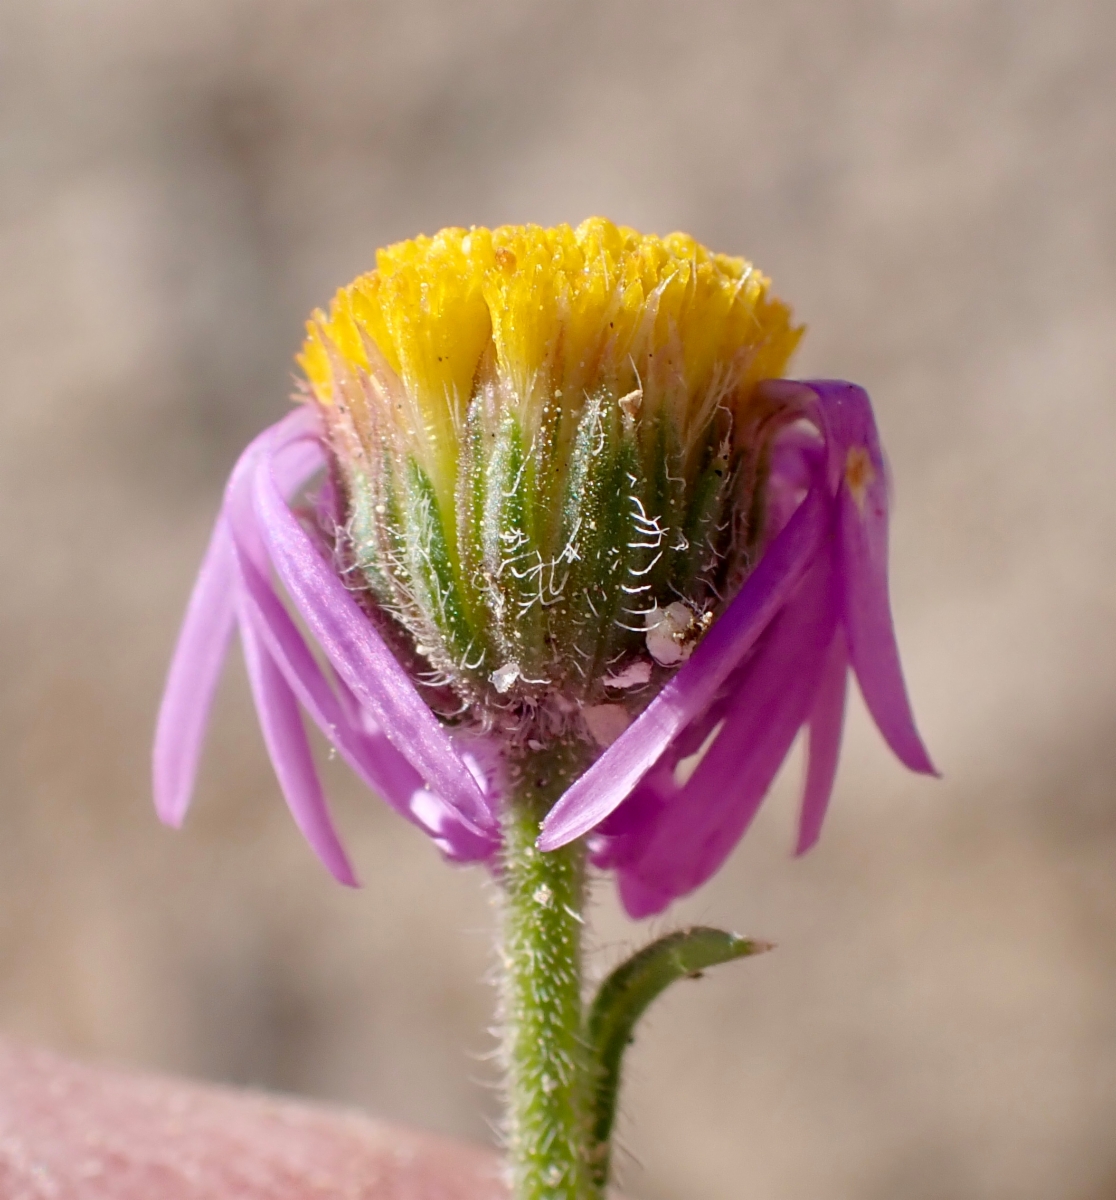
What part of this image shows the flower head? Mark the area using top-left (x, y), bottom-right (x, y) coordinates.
top-left (154, 219), bottom-right (934, 915)
top-left (298, 220), bottom-right (799, 746)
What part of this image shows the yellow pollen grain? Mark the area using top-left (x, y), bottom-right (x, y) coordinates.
top-left (844, 445), bottom-right (876, 511)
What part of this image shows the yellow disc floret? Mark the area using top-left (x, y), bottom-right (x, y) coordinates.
top-left (300, 218), bottom-right (800, 496)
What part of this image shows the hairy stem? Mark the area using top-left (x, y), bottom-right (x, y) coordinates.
top-left (501, 745), bottom-right (599, 1200)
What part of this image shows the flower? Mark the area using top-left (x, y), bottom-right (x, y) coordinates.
top-left (153, 220), bottom-right (934, 914)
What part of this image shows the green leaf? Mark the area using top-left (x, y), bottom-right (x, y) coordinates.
top-left (585, 926), bottom-right (773, 1187)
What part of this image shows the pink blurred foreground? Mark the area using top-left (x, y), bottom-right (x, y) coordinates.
top-left (0, 1040), bottom-right (507, 1200)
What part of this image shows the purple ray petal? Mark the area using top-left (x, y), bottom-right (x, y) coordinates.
top-left (153, 515), bottom-right (238, 827)
top-left (234, 550), bottom-right (418, 807)
top-left (152, 407), bottom-right (320, 829)
top-left (800, 381), bottom-right (936, 775)
top-left (229, 405), bottom-right (326, 500)
top-left (406, 787), bottom-right (501, 863)
top-left (539, 480), bottom-right (830, 851)
top-left (609, 553), bottom-right (839, 915)
top-left (617, 871), bottom-right (673, 921)
top-left (237, 566), bottom-right (495, 863)
top-left (225, 411), bottom-right (499, 863)
top-left (252, 422), bottom-right (496, 835)
top-left (767, 421), bottom-right (824, 533)
top-left (796, 628), bottom-right (848, 855)
top-left (237, 602), bottom-right (358, 886)
top-left (837, 471), bottom-right (937, 775)
top-left (590, 766), bottom-right (672, 856)
top-left (224, 448), bottom-right (424, 813)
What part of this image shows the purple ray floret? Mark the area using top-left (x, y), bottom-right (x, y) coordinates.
top-left (154, 382), bottom-right (934, 913)
top-left (153, 408), bottom-right (501, 883)
top-left (543, 379), bottom-right (937, 915)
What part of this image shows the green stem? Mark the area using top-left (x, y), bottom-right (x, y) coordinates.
top-left (501, 745), bottom-right (599, 1200)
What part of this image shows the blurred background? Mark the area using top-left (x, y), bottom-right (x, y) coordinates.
top-left (2, 1), bottom-right (1114, 1197)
